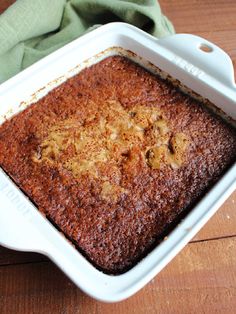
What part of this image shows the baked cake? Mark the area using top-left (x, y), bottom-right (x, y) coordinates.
top-left (0, 56), bottom-right (236, 274)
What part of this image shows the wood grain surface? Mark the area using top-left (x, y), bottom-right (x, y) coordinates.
top-left (0, 1), bottom-right (236, 313)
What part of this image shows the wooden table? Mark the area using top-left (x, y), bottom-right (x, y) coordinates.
top-left (0, 1), bottom-right (236, 313)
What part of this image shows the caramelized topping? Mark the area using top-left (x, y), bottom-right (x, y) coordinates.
top-left (146, 133), bottom-right (189, 170)
top-left (33, 100), bottom-right (189, 199)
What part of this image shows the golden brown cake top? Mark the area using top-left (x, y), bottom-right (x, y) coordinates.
top-left (32, 99), bottom-right (189, 202)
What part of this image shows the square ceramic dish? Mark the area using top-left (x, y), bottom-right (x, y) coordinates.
top-left (0, 23), bottom-right (235, 302)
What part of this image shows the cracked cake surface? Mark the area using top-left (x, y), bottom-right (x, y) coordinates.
top-left (0, 55), bottom-right (236, 274)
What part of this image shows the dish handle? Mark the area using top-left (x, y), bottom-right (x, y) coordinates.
top-left (0, 168), bottom-right (47, 252)
top-left (158, 33), bottom-right (236, 88)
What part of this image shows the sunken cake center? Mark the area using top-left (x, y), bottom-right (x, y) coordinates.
top-left (32, 100), bottom-right (189, 180)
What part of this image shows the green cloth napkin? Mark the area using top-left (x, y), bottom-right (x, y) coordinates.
top-left (0, 0), bottom-right (174, 84)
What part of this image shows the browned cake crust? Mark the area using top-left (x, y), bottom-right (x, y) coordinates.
top-left (0, 56), bottom-right (236, 274)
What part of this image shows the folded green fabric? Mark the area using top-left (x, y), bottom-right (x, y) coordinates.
top-left (0, 0), bottom-right (174, 83)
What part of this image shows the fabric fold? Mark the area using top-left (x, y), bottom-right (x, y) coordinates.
top-left (0, 0), bottom-right (174, 83)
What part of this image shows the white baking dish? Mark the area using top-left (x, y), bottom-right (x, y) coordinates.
top-left (0, 23), bottom-right (235, 302)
